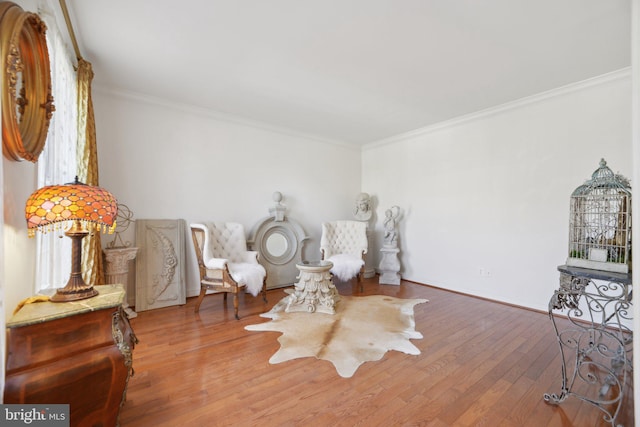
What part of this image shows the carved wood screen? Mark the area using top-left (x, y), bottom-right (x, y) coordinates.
top-left (248, 193), bottom-right (309, 289)
top-left (135, 219), bottom-right (187, 311)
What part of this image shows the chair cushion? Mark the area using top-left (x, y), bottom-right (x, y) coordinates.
top-left (203, 257), bottom-right (227, 270)
top-left (320, 220), bottom-right (368, 258)
top-left (208, 222), bottom-right (249, 263)
top-left (327, 254), bottom-right (364, 282)
top-left (228, 262), bottom-right (266, 296)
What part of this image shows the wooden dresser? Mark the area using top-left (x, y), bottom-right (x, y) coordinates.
top-left (4, 285), bottom-right (137, 427)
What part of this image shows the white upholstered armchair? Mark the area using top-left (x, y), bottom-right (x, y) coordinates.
top-left (190, 222), bottom-right (267, 319)
top-left (320, 220), bottom-right (368, 291)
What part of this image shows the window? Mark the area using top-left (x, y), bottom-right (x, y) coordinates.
top-left (35, 9), bottom-right (78, 292)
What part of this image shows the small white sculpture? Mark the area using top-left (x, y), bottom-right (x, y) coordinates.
top-left (383, 206), bottom-right (400, 248)
top-left (379, 205), bottom-right (401, 285)
top-left (269, 191), bottom-right (286, 222)
top-left (353, 192), bottom-right (372, 222)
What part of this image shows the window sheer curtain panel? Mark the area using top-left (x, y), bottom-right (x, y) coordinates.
top-left (77, 59), bottom-right (105, 287)
top-left (35, 12), bottom-right (77, 292)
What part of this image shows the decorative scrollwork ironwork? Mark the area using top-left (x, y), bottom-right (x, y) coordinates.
top-left (544, 266), bottom-right (632, 427)
top-left (107, 203), bottom-right (135, 249)
top-left (549, 274), bottom-right (588, 310)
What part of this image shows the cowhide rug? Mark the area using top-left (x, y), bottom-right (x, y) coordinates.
top-left (245, 294), bottom-right (428, 378)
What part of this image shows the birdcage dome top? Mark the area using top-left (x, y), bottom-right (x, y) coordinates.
top-left (571, 158), bottom-right (631, 196)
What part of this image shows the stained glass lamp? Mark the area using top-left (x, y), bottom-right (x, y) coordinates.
top-left (25, 177), bottom-right (118, 302)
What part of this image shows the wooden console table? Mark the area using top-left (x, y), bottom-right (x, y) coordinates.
top-left (4, 285), bottom-right (137, 427)
top-left (544, 265), bottom-right (632, 427)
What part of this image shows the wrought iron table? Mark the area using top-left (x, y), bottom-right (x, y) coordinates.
top-left (544, 265), bottom-right (632, 427)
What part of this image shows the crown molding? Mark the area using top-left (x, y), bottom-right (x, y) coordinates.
top-left (363, 67), bottom-right (632, 151)
top-left (92, 84), bottom-right (359, 151)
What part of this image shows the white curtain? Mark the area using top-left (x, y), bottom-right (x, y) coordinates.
top-left (35, 8), bottom-right (78, 292)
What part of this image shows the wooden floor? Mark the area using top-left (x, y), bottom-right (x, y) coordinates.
top-left (119, 277), bottom-right (634, 427)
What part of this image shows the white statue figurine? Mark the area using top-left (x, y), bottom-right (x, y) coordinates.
top-left (269, 191), bottom-right (286, 221)
top-left (383, 206), bottom-right (400, 247)
top-left (353, 192), bottom-right (372, 221)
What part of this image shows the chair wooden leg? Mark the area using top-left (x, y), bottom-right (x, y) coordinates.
top-left (194, 287), bottom-right (207, 313)
top-left (233, 291), bottom-right (239, 320)
top-left (261, 279), bottom-right (268, 303)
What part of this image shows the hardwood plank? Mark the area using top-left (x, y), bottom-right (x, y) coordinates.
top-left (118, 277), bottom-right (634, 426)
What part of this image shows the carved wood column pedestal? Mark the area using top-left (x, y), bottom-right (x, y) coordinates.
top-left (286, 261), bottom-right (339, 314)
top-left (379, 246), bottom-right (401, 285)
top-left (104, 247), bottom-right (139, 318)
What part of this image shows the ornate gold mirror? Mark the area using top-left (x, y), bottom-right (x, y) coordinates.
top-left (0, 1), bottom-right (54, 162)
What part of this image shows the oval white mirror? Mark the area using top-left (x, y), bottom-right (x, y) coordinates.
top-left (266, 232), bottom-right (288, 257)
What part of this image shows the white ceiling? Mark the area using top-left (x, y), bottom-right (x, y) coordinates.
top-left (66, 0), bottom-right (631, 145)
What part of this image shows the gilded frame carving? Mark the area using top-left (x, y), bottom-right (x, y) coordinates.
top-left (0, 1), bottom-right (54, 162)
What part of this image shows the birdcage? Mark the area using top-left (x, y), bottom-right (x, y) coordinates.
top-left (566, 159), bottom-right (631, 273)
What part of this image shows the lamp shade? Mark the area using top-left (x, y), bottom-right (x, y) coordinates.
top-left (24, 178), bottom-right (118, 302)
top-left (25, 178), bottom-right (117, 236)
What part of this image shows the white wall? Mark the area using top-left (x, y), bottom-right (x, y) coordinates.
top-left (363, 70), bottom-right (632, 312)
top-left (2, 158), bottom-right (38, 319)
top-left (1, 0), bottom-right (42, 321)
top-left (93, 89), bottom-right (362, 296)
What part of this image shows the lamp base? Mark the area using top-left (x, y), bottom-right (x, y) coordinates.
top-left (50, 222), bottom-right (99, 303)
top-left (50, 286), bottom-right (99, 302)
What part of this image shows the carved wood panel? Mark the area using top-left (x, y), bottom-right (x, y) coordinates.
top-left (248, 193), bottom-right (308, 290)
top-left (135, 219), bottom-right (186, 311)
